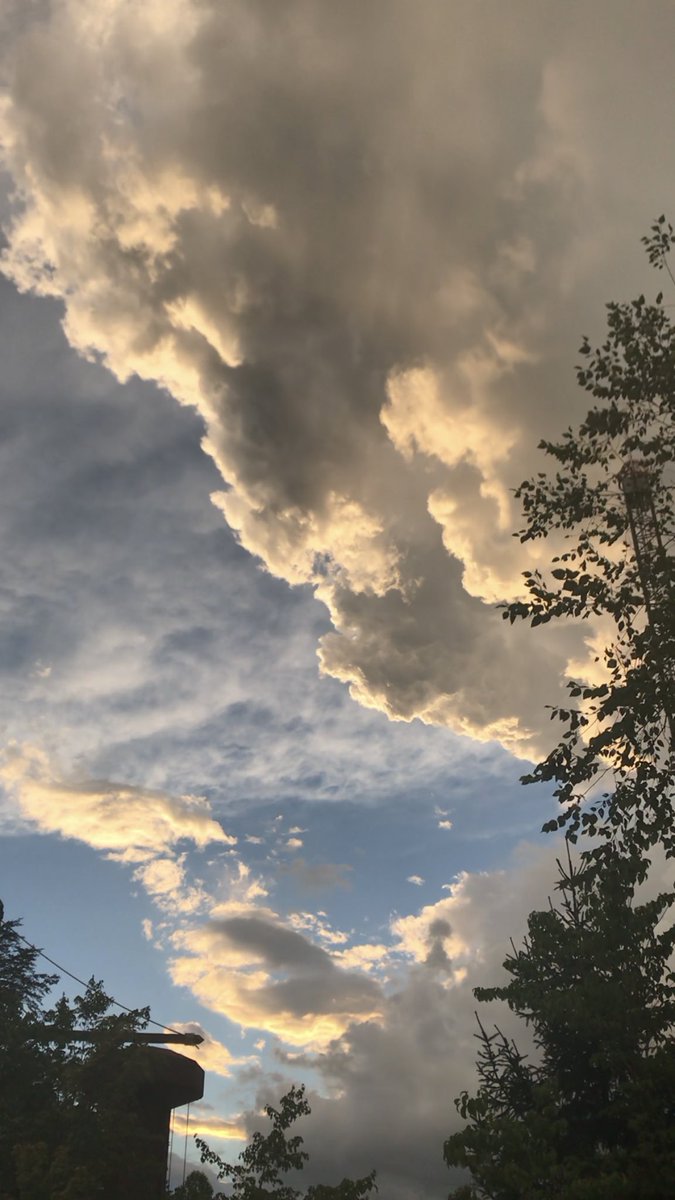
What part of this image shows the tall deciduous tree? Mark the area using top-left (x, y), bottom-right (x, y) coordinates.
top-left (504, 219), bottom-right (675, 863)
top-left (445, 224), bottom-right (675, 1197)
top-left (170, 1169), bottom-right (216, 1199)
top-left (196, 1085), bottom-right (376, 1200)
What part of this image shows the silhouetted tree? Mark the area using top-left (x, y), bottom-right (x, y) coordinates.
top-left (170, 1169), bottom-right (216, 1199)
top-left (444, 847), bottom-right (675, 1198)
top-left (504, 219), bottom-right (675, 864)
top-left (445, 223), bottom-right (675, 1197)
top-left (196, 1085), bottom-right (376, 1200)
top-left (0, 900), bottom-right (152, 1199)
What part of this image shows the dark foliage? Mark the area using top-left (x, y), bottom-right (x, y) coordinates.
top-left (446, 223), bottom-right (675, 1198)
top-left (503, 230), bottom-right (675, 863)
top-left (445, 848), bottom-right (675, 1198)
top-left (196, 1084), bottom-right (376, 1200)
top-left (0, 901), bottom-right (152, 1199)
top-left (170, 1169), bottom-right (217, 1199)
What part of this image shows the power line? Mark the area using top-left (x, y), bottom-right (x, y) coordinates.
top-left (15, 929), bottom-right (182, 1036)
top-left (167, 1108), bottom-right (176, 1193)
top-left (182, 1101), bottom-right (191, 1186)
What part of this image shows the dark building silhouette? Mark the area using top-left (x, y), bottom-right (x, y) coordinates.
top-left (121, 1046), bottom-right (205, 1198)
top-left (44, 1028), bottom-right (206, 1197)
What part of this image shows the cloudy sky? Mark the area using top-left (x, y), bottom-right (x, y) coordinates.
top-left (1, 1), bottom-right (674, 1194)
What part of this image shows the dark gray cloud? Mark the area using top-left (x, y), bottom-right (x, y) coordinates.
top-left (260, 970), bottom-right (380, 1021)
top-left (170, 904), bottom-right (383, 1043)
top-left (304, 971), bottom-right (474, 1199)
top-left (0, 280), bottom-right (489, 819)
top-left (425, 918), bottom-right (453, 971)
top-left (4, 0), bottom-right (672, 757)
top-left (211, 914), bottom-right (335, 972)
top-left (237, 839), bottom-right (675, 1198)
top-left (261, 845), bottom-right (567, 1197)
top-left (282, 858), bottom-right (352, 891)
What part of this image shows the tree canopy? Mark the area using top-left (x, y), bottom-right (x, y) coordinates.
top-left (444, 848), bottom-right (675, 1198)
top-left (0, 901), bottom-right (154, 1200)
top-left (196, 1085), bottom-right (376, 1200)
top-left (170, 1169), bottom-right (217, 1199)
top-left (445, 222), bottom-right (675, 1197)
top-left (504, 223), bottom-right (675, 863)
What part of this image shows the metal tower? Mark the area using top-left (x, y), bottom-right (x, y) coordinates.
top-left (619, 459), bottom-right (675, 744)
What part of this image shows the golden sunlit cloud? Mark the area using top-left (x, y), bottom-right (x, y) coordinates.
top-left (173, 1108), bottom-right (247, 1142)
top-left (170, 909), bottom-right (383, 1049)
top-left (0, 743), bottom-right (233, 861)
top-left (168, 1022), bottom-right (246, 1078)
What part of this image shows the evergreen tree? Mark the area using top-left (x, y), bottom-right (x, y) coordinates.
top-left (444, 848), bottom-right (675, 1198)
top-left (0, 901), bottom-right (151, 1199)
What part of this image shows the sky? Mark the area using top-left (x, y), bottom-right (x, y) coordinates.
top-left (1, 1), bottom-right (675, 1195)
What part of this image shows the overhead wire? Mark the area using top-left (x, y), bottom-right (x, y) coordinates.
top-left (12, 928), bottom-right (205, 1188)
top-left (167, 1109), bottom-right (175, 1193)
top-left (182, 1101), bottom-right (191, 1186)
top-left (14, 928), bottom-right (183, 1035)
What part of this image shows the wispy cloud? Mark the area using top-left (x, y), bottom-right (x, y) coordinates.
top-left (282, 858), bottom-right (353, 892)
top-left (0, 743), bottom-right (233, 861)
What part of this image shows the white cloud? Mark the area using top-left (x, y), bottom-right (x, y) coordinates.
top-left (288, 911), bottom-right (349, 947)
top-left (133, 855), bottom-right (210, 915)
top-left (136, 857), bottom-right (185, 896)
top-left (407, 875), bottom-right (424, 887)
top-left (0, 744), bottom-right (230, 917)
top-left (334, 943), bottom-right (389, 974)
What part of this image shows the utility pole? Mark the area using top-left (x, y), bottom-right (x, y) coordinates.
top-left (38, 1028), bottom-right (203, 1046)
top-left (619, 459), bottom-right (675, 746)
